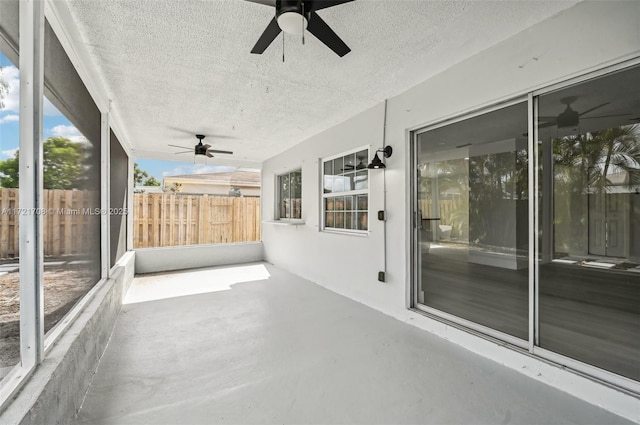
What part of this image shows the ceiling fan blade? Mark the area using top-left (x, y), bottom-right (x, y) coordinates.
top-left (313, 0), bottom-right (355, 11)
top-left (203, 144), bottom-right (211, 149)
top-left (307, 11), bottom-right (350, 57)
top-left (581, 113), bottom-right (632, 120)
top-left (208, 149), bottom-right (234, 155)
top-left (538, 122), bottom-right (558, 130)
top-left (168, 144), bottom-right (192, 149)
top-left (174, 150), bottom-right (193, 154)
top-left (206, 152), bottom-right (214, 158)
top-left (579, 102), bottom-right (609, 117)
top-left (251, 17), bottom-right (282, 54)
top-left (244, 0), bottom-right (276, 6)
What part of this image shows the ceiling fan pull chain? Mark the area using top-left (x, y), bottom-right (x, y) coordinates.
top-left (302, 2), bottom-right (305, 45)
top-left (282, 31), bottom-right (285, 62)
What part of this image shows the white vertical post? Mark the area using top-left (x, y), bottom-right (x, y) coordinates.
top-left (101, 112), bottom-right (110, 277)
top-left (19, 0), bottom-right (45, 366)
top-left (527, 92), bottom-right (536, 352)
top-left (127, 156), bottom-right (134, 251)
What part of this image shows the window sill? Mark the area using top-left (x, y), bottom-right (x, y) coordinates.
top-left (264, 220), bottom-right (305, 226)
top-left (321, 229), bottom-right (369, 237)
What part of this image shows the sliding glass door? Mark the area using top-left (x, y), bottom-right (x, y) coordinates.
top-left (415, 102), bottom-right (529, 342)
top-left (413, 63), bottom-right (640, 388)
top-left (537, 65), bottom-right (640, 382)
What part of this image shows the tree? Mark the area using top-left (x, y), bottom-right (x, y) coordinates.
top-left (134, 163), bottom-right (160, 186)
top-left (0, 66), bottom-right (9, 110)
top-left (0, 137), bottom-right (86, 189)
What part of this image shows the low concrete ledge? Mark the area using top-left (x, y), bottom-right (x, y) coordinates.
top-left (134, 242), bottom-right (264, 274)
top-left (0, 252), bottom-right (135, 425)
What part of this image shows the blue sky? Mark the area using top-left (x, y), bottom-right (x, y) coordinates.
top-left (1, 51), bottom-right (249, 184)
top-left (1, 51), bottom-right (89, 162)
top-left (135, 159), bottom-right (237, 183)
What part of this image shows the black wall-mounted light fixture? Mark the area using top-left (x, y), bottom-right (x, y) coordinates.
top-left (367, 146), bottom-right (393, 169)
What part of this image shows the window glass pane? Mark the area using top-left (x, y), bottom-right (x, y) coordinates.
top-left (333, 157), bottom-right (343, 176)
top-left (42, 97), bottom-right (101, 336)
top-left (416, 102), bottom-right (529, 340)
top-left (42, 17), bottom-right (103, 338)
top-left (345, 195), bottom-right (353, 210)
top-left (323, 175), bottom-right (333, 193)
top-left (291, 171), bottom-right (301, 219)
top-left (323, 160), bottom-right (332, 176)
top-left (322, 149), bottom-right (369, 232)
top-left (325, 212), bottom-right (334, 228)
top-left (335, 211), bottom-right (345, 229)
top-left (325, 197), bottom-right (334, 211)
top-left (279, 174), bottom-right (290, 218)
top-left (344, 173), bottom-right (355, 191)
top-left (133, 160), bottom-right (261, 247)
top-left (357, 194), bottom-right (368, 211)
top-left (357, 212), bottom-right (368, 231)
top-left (345, 153), bottom-right (356, 172)
top-left (356, 150), bottom-right (368, 169)
top-left (345, 211), bottom-right (352, 229)
top-left (537, 65), bottom-right (640, 380)
top-left (0, 40), bottom-right (20, 380)
top-left (109, 130), bottom-right (128, 265)
top-left (355, 170), bottom-right (368, 190)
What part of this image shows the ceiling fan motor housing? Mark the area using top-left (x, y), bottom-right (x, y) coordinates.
top-left (276, 0), bottom-right (311, 18)
top-left (195, 142), bottom-right (208, 155)
top-left (558, 107), bottom-right (579, 128)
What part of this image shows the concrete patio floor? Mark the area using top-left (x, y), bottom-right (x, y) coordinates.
top-left (74, 262), bottom-right (634, 424)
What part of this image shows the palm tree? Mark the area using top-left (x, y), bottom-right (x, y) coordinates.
top-left (552, 124), bottom-right (639, 255)
top-left (554, 124), bottom-right (640, 192)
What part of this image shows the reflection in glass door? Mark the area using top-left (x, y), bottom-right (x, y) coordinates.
top-left (415, 102), bottom-right (529, 341)
top-left (537, 65), bottom-right (640, 382)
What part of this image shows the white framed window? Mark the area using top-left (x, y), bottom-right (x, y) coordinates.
top-left (322, 147), bottom-right (369, 232)
top-left (276, 169), bottom-right (302, 220)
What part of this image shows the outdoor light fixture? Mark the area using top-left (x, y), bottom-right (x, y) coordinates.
top-left (367, 146), bottom-right (393, 169)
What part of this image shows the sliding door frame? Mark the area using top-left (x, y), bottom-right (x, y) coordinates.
top-left (409, 57), bottom-right (640, 395)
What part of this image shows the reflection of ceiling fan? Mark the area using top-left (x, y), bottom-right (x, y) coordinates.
top-left (247, 0), bottom-right (354, 57)
top-left (539, 96), bottom-right (630, 129)
top-left (169, 134), bottom-right (233, 158)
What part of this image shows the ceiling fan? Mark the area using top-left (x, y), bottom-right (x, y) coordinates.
top-left (247, 0), bottom-right (354, 57)
top-left (539, 96), bottom-right (630, 129)
top-left (169, 134), bottom-right (233, 158)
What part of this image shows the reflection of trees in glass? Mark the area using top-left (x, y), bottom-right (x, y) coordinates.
top-left (553, 125), bottom-right (639, 255)
top-left (281, 170), bottom-right (301, 219)
top-left (0, 137), bottom-right (95, 189)
top-left (430, 159), bottom-right (469, 240)
top-left (554, 125), bottom-right (640, 191)
top-left (468, 150), bottom-right (528, 251)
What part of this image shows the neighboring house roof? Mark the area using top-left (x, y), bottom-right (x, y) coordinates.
top-left (163, 171), bottom-right (261, 187)
top-left (133, 185), bottom-right (163, 193)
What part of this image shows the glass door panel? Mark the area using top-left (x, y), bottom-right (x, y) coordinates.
top-left (537, 65), bottom-right (640, 381)
top-left (416, 102), bottom-right (529, 340)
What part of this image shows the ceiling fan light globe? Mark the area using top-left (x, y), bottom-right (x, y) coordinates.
top-left (277, 12), bottom-right (307, 34)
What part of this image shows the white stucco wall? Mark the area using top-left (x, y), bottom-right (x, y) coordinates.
top-left (262, 1), bottom-right (640, 421)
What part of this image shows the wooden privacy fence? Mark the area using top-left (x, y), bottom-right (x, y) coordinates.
top-left (0, 188), bottom-right (99, 259)
top-left (133, 193), bottom-right (260, 248)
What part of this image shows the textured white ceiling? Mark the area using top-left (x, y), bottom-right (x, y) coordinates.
top-left (66, 0), bottom-right (578, 165)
